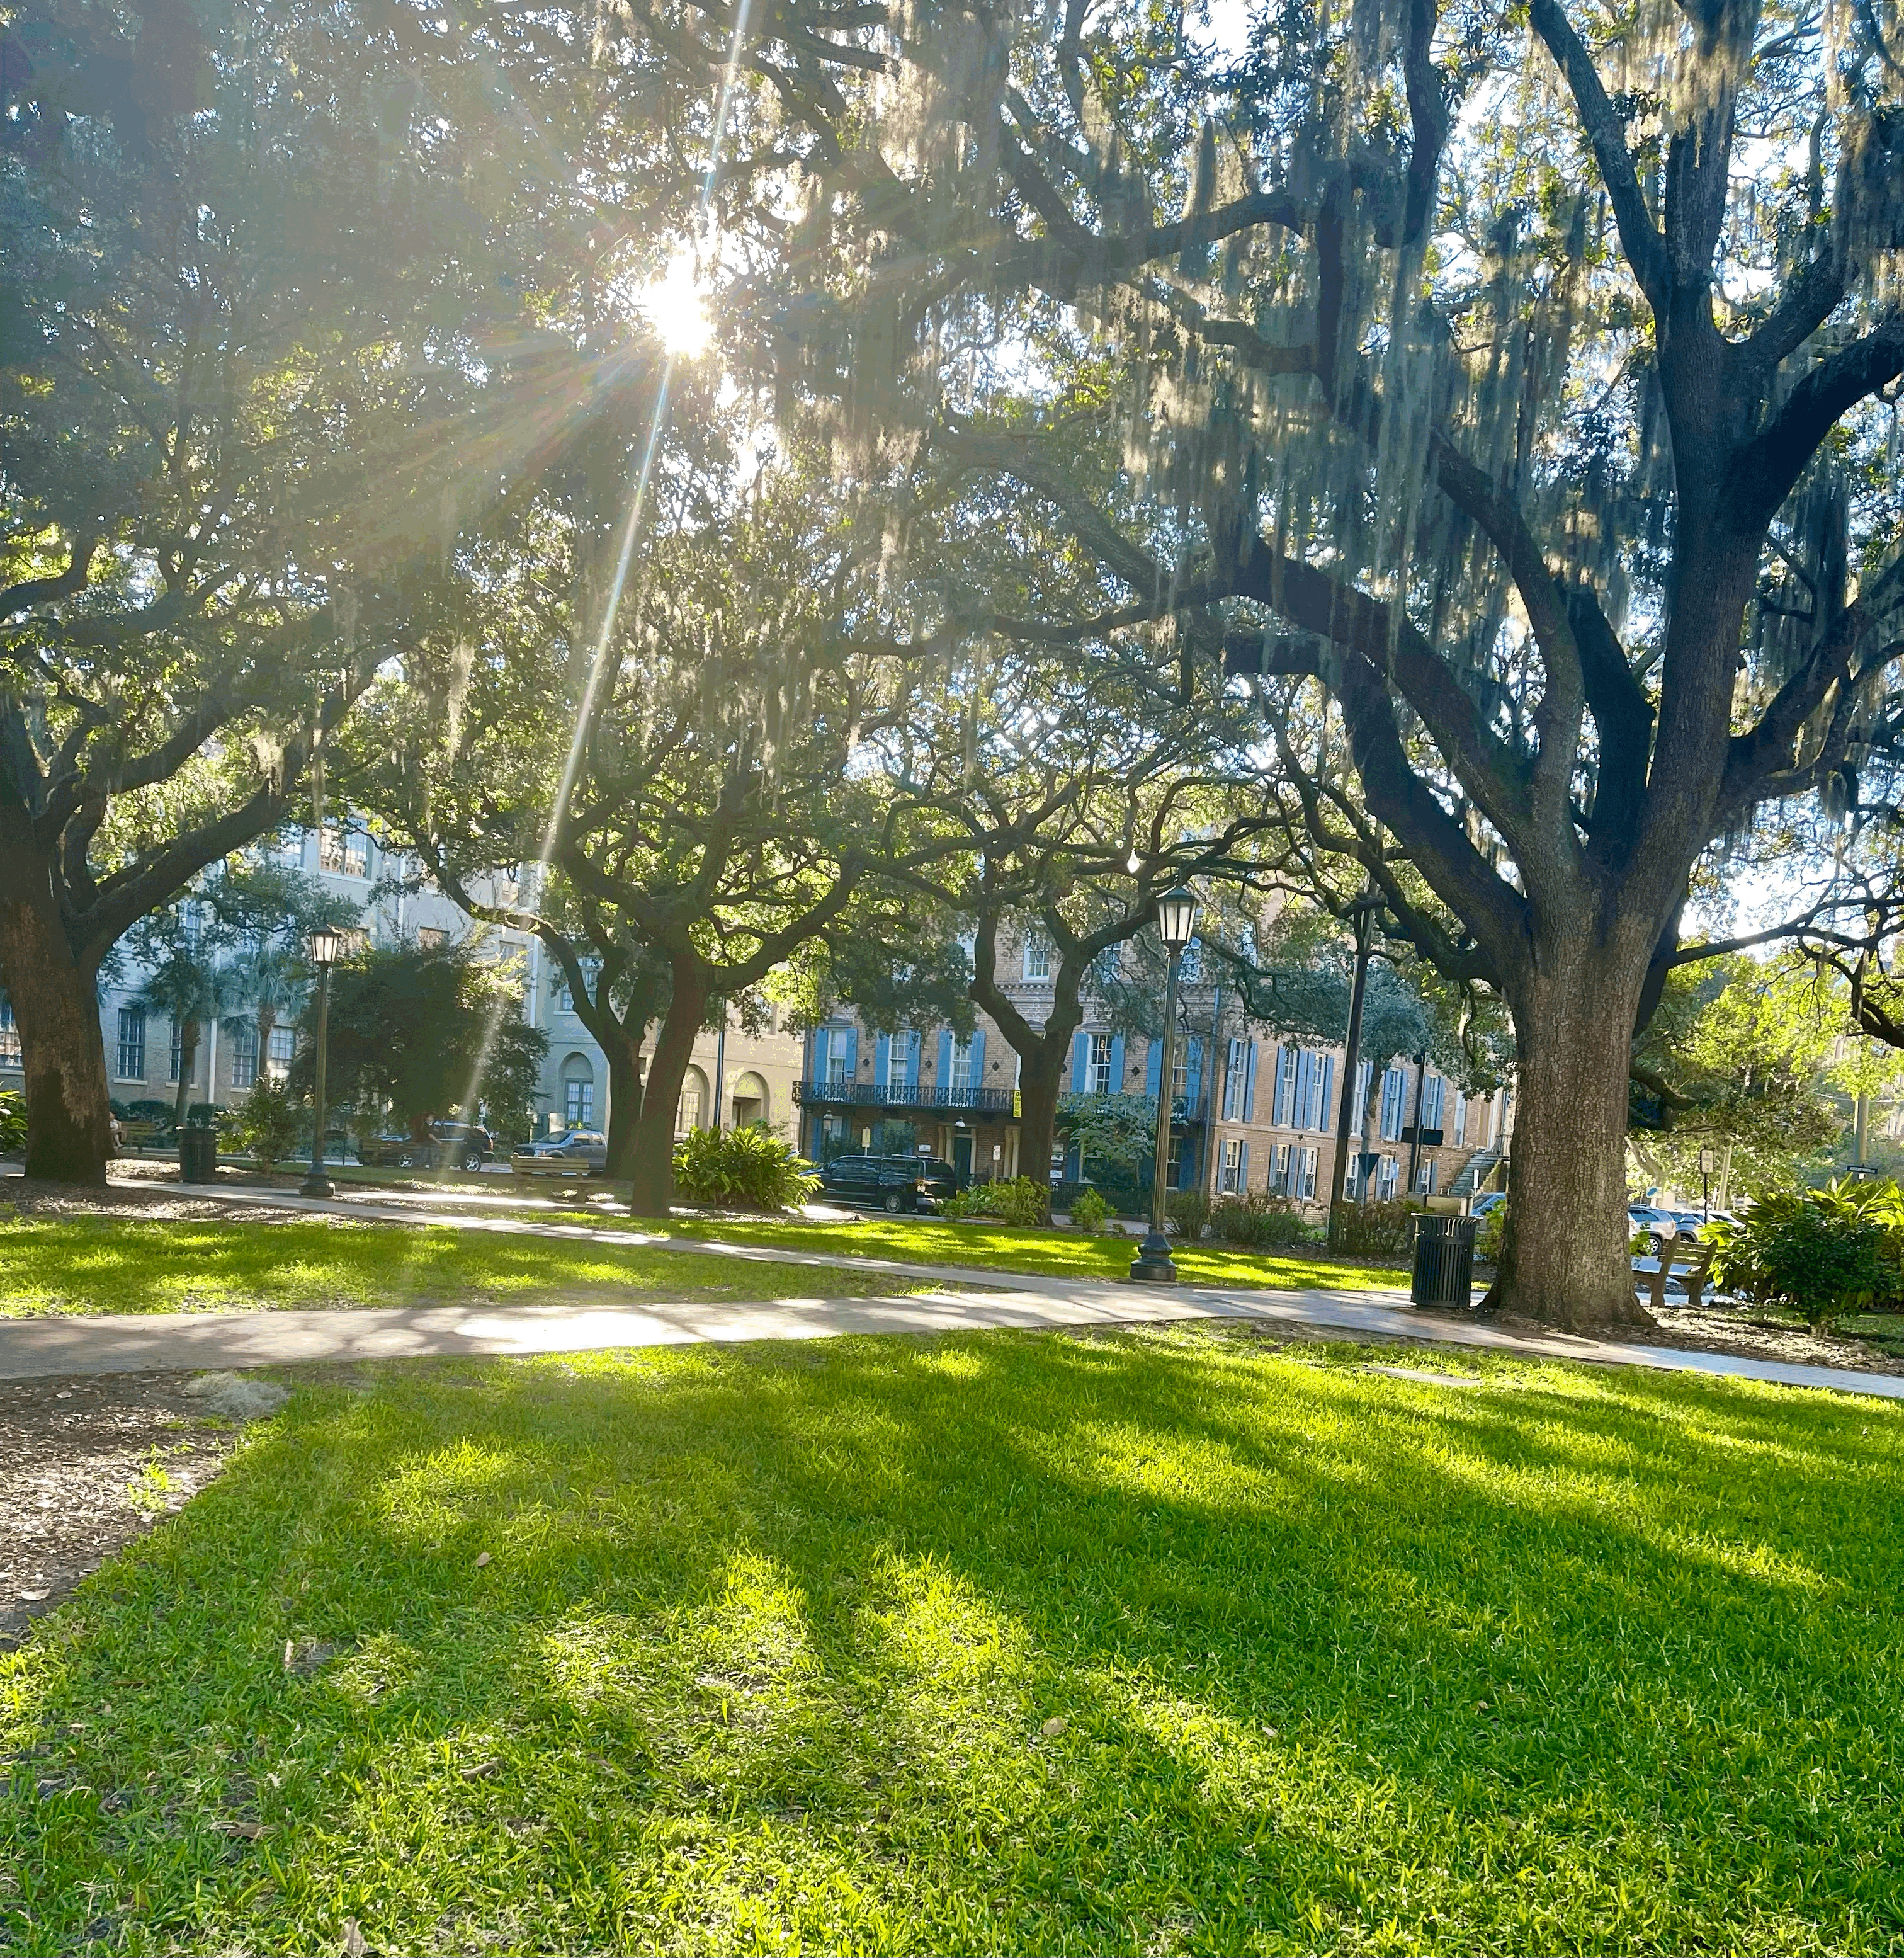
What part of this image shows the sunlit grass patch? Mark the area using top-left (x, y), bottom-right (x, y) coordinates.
top-left (0, 1217), bottom-right (928, 1316)
top-left (664, 1214), bottom-right (1410, 1294)
top-left (3, 1329), bottom-right (1901, 1953)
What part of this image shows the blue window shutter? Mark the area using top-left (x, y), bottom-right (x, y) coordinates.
top-left (907, 1029), bottom-right (921, 1088)
top-left (1294, 1050), bottom-right (1311, 1127)
top-left (1318, 1056), bottom-right (1335, 1133)
top-left (1244, 1042), bottom-right (1258, 1122)
top-left (1238, 1139), bottom-right (1250, 1189)
top-left (1185, 1037), bottom-right (1203, 1110)
top-left (1145, 1037), bottom-right (1162, 1097)
top-left (970, 1028), bottom-right (985, 1088)
top-left (1072, 1030), bottom-right (1089, 1093)
top-left (1108, 1033), bottom-right (1125, 1093)
top-left (938, 1029), bottom-right (952, 1086)
top-left (813, 1029), bottom-right (830, 1082)
top-left (842, 1028), bottom-right (859, 1078)
top-left (875, 1032), bottom-right (890, 1088)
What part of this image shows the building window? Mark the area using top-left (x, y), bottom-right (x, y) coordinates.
top-left (168, 1018), bottom-right (187, 1084)
top-left (827, 1043), bottom-right (848, 1088)
top-left (267, 1026), bottom-right (295, 1080)
top-left (417, 926), bottom-right (448, 952)
top-left (950, 1035), bottom-right (973, 1091)
top-left (1087, 1033), bottom-right (1113, 1096)
top-left (1453, 1093), bottom-right (1468, 1147)
top-left (1417, 1158), bottom-right (1438, 1194)
top-left (1422, 1074), bottom-right (1446, 1132)
top-left (1171, 1044), bottom-right (1187, 1101)
top-left (1379, 1154), bottom-right (1399, 1199)
top-left (117, 1007), bottom-right (146, 1079)
top-left (1298, 1146), bottom-right (1318, 1199)
top-left (565, 1077), bottom-right (594, 1126)
top-left (0, 995), bottom-right (18, 1067)
top-left (1023, 931), bottom-right (1051, 982)
top-left (1267, 1142), bottom-right (1291, 1195)
top-left (878, 1032), bottom-right (910, 1091)
top-left (1380, 1066), bottom-right (1407, 1141)
top-left (1221, 1137), bottom-right (1243, 1194)
top-left (677, 1086), bottom-right (701, 1134)
top-left (230, 1025), bottom-right (259, 1090)
top-left (319, 823), bottom-right (368, 877)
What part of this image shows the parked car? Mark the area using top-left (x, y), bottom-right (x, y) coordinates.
top-left (1628, 1205), bottom-right (1679, 1255)
top-left (510, 1129), bottom-right (609, 1178)
top-left (818, 1153), bottom-right (960, 1214)
top-left (361, 1120), bottom-right (494, 1172)
top-left (1470, 1192), bottom-right (1507, 1218)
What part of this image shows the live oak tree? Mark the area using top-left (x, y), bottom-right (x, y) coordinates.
top-left (358, 466), bottom-right (946, 1214)
top-left (703, 0), bottom-right (1904, 1328)
top-left (0, 0), bottom-right (596, 1180)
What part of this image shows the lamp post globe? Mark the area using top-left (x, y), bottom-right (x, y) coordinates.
top-left (1130, 884), bottom-right (1199, 1285)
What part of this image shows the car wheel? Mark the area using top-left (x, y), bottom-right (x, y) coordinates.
top-left (883, 1190), bottom-right (904, 1214)
top-left (1645, 1231), bottom-right (1665, 1256)
top-left (461, 1147), bottom-right (484, 1172)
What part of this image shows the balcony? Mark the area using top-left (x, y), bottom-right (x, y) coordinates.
top-left (793, 1078), bottom-right (1019, 1115)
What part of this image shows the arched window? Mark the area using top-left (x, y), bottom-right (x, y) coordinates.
top-left (559, 1052), bottom-right (594, 1128)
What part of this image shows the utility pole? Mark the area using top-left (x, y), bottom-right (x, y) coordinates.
top-left (712, 1001), bottom-right (727, 1134)
top-left (1327, 896), bottom-right (1378, 1246)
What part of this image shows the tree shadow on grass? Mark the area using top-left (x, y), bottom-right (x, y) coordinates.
top-left (5, 1331), bottom-right (1904, 1954)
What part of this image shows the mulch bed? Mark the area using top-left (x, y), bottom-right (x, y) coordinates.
top-left (0, 1370), bottom-right (241, 1652)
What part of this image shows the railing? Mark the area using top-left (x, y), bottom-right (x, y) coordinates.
top-left (1057, 1089), bottom-right (1208, 1125)
top-left (793, 1079), bottom-right (1019, 1115)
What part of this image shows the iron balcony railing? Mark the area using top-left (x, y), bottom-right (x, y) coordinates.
top-left (793, 1079), bottom-right (1019, 1115)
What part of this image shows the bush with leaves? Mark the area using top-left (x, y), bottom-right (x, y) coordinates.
top-left (1332, 1200), bottom-right (1417, 1259)
top-left (227, 1078), bottom-right (303, 1175)
top-left (1211, 1193), bottom-right (1313, 1249)
top-left (1475, 1203), bottom-right (1507, 1263)
top-left (1167, 1188), bottom-right (1211, 1239)
top-left (1706, 1187), bottom-right (1890, 1329)
top-left (1069, 1187), bottom-right (1111, 1234)
top-left (945, 1176), bottom-right (1051, 1227)
top-left (0, 1090), bottom-right (25, 1155)
top-left (671, 1125), bottom-right (819, 1212)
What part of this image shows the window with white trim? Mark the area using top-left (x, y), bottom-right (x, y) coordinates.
top-left (1087, 1032), bottom-right (1113, 1096)
top-left (267, 1026), bottom-right (295, 1080)
top-left (1220, 1137), bottom-right (1243, 1194)
top-left (230, 1025), bottom-right (259, 1090)
top-left (117, 1007), bottom-right (146, 1079)
top-left (0, 996), bottom-right (18, 1067)
top-left (168, 1018), bottom-right (187, 1084)
top-left (1022, 931), bottom-right (1051, 982)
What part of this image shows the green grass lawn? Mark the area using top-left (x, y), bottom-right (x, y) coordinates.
top-left (0, 1218), bottom-right (923, 1318)
top-left (661, 1214), bottom-right (1410, 1293)
top-left (5, 1329), bottom-right (1901, 1954)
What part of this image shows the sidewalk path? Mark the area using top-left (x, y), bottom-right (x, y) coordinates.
top-left (1, 1179), bottom-right (1898, 1400)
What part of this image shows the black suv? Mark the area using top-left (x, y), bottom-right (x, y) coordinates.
top-left (360, 1120), bottom-right (494, 1172)
top-left (819, 1154), bottom-right (960, 1214)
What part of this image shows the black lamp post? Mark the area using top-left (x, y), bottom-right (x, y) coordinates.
top-left (1130, 884), bottom-right (1199, 1284)
top-left (301, 926), bottom-right (346, 1198)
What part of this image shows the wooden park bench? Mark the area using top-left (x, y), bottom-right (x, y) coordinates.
top-left (118, 1119), bottom-right (162, 1154)
top-left (1635, 1232), bottom-right (1720, 1312)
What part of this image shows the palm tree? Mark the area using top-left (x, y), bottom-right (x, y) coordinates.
top-left (218, 934), bottom-right (309, 1091)
top-left (129, 919), bottom-right (230, 1127)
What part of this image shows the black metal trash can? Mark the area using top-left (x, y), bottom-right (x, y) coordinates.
top-left (179, 1122), bottom-right (218, 1185)
top-left (1410, 1212), bottom-right (1479, 1311)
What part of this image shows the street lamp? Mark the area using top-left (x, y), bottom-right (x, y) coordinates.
top-left (302, 927), bottom-right (350, 1198)
top-left (1130, 884), bottom-right (1199, 1284)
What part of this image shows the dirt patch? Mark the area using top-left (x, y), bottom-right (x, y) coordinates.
top-left (0, 1370), bottom-right (248, 1651)
top-left (1641, 1302), bottom-right (1904, 1378)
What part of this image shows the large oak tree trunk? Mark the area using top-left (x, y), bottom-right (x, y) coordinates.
top-left (1485, 939), bottom-right (1653, 1332)
top-left (0, 828), bottom-right (110, 1185)
top-left (604, 1035), bottom-right (645, 1181)
top-left (1014, 1044), bottom-right (1066, 1190)
top-left (627, 976), bottom-right (707, 1217)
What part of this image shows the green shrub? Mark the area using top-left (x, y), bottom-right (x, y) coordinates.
top-left (1069, 1187), bottom-right (1111, 1233)
top-left (945, 1176), bottom-right (1051, 1226)
top-left (0, 1089), bottom-right (24, 1155)
top-left (672, 1125), bottom-right (819, 1212)
top-left (1475, 1203), bottom-right (1506, 1263)
top-left (1166, 1188), bottom-right (1211, 1239)
top-left (1330, 1199), bottom-right (1416, 1258)
top-left (227, 1078), bottom-right (302, 1174)
top-left (1210, 1193), bottom-right (1310, 1248)
top-left (1810, 1176), bottom-right (1904, 1304)
top-left (1706, 1187), bottom-right (1890, 1329)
